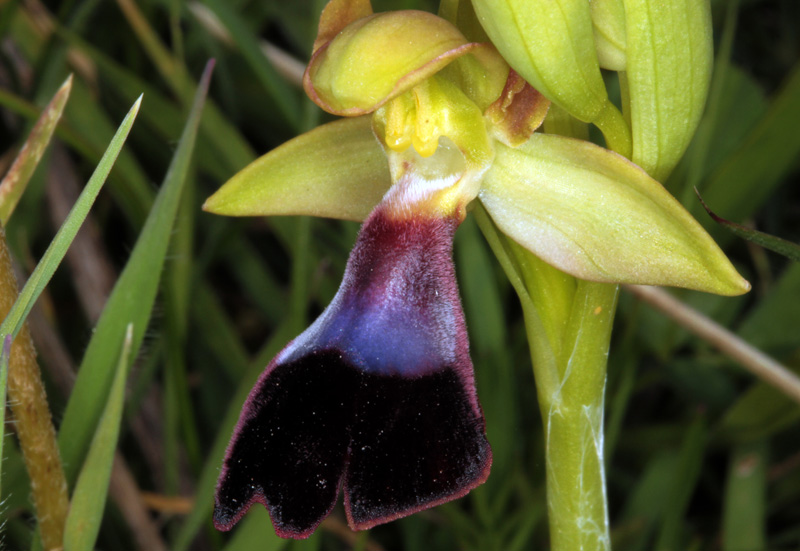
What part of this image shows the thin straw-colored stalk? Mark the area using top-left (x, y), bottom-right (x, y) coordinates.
top-left (626, 284), bottom-right (800, 405)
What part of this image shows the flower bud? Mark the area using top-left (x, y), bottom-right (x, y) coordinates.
top-left (471, 0), bottom-right (630, 154)
top-left (623, 0), bottom-right (713, 181)
top-left (592, 0), bottom-right (627, 71)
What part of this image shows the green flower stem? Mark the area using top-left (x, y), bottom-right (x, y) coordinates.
top-left (594, 101), bottom-right (632, 159)
top-left (538, 280), bottom-right (617, 551)
top-left (475, 204), bottom-right (618, 551)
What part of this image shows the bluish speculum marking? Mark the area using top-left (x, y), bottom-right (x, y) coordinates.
top-left (279, 209), bottom-right (460, 376)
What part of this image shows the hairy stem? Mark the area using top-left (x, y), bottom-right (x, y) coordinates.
top-left (0, 231), bottom-right (69, 550)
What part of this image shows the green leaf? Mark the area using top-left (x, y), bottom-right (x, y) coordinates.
top-left (55, 26), bottom-right (253, 179)
top-left (622, 0), bottom-right (713, 182)
top-left (719, 368), bottom-right (800, 443)
top-left (738, 263), bottom-right (800, 352)
top-left (619, 452), bottom-right (678, 549)
top-left (57, 61), bottom-right (213, 486)
top-left (204, 116), bottom-right (390, 221)
top-left (63, 77), bottom-right (154, 227)
top-left (479, 134), bottom-right (750, 295)
top-left (63, 324), bottom-right (134, 551)
top-left (0, 96), bottom-right (141, 341)
top-left (697, 190), bottom-right (800, 262)
top-left (0, 74), bottom-right (72, 225)
top-left (198, 0), bottom-right (301, 130)
top-left (654, 414), bottom-right (707, 551)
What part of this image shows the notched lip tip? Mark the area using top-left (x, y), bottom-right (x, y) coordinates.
top-left (344, 448), bottom-right (493, 533)
top-left (275, 526), bottom-right (318, 540)
top-left (212, 514), bottom-right (234, 532)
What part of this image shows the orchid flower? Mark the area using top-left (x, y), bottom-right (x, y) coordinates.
top-left (204, 0), bottom-right (748, 542)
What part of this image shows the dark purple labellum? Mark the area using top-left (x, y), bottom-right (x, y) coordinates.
top-left (214, 206), bottom-right (492, 538)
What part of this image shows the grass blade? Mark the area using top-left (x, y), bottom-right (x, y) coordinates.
top-left (63, 324), bottom-right (134, 551)
top-left (0, 95), bottom-right (142, 341)
top-left (722, 441), bottom-right (768, 551)
top-left (199, 0), bottom-right (301, 131)
top-left (57, 60), bottom-right (215, 486)
top-left (654, 415), bottom-right (707, 551)
top-left (0, 74), bottom-right (72, 225)
top-left (693, 60), bottom-right (800, 229)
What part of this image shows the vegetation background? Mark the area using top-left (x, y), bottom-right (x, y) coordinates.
top-left (0, 0), bottom-right (799, 549)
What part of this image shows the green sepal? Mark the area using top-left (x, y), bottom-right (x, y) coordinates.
top-left (203, 116), bottom-right (390, 221)
top-left (479, 134), bottom-right (750, 296)
top-left (623, 0), bottom-right (713, 181)
top-left (304, 10), bottom-right (480, 116)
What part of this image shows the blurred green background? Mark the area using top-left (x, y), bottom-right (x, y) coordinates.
top-left (0, 0), bottom-right (799, 549)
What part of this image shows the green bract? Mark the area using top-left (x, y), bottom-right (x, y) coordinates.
top-left (205, 0), bottom-right (749, 297)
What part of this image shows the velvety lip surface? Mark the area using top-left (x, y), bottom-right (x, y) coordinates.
top-left (214, 207), bottom-right (491, 538)
top-left (214, 351), bottom-right (492, 537)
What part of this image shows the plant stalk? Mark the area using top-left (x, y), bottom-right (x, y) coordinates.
top-left (536, 280), bottom-right (617, 551)
top-left (0, 230), bottom-right (69, 550)
top-left (475, 206), bottom-right (617, 551)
